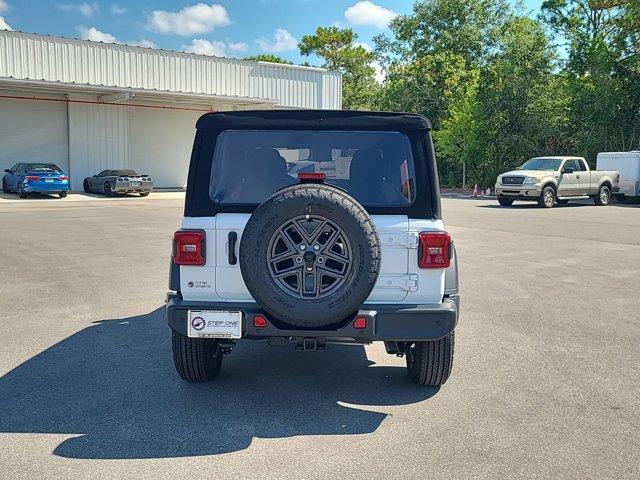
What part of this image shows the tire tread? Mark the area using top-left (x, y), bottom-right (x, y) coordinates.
top-left (407, 332), bottom-right (455, 387)
top-left (171, 331), bottom-right (222, 383)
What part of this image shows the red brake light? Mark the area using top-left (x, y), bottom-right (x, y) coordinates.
top-left (25, 176), bottom-right (40, 181)
top-left (298, 172), bottom-right (326, 181)
top-left (353, 316), bottom-right (367, 330)
top-left (253, 315), bottom-right (268, 328)
top-left (173, 230), bottom-right (205, 266)
top-left (59, 175), bottom-right (69, 181)
top-left (418, 232), bottom-right (451, 269)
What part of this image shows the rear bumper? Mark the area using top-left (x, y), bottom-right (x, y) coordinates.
top-left (165, 293), bottom-right (459, 342)
top-left (24, 184), bottom-right (69, 193)
top-left (113, 186), bottom-right (152, 193)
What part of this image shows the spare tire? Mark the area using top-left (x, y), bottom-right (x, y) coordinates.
top-left (239, 183), bottom-right (380, 327)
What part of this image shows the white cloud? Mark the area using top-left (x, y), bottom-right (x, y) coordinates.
top-left (371, 60), bottom-right (385, 83)
top-left (128, 38), bottom-right (156, 48)
top-left (256, 28), bottom-right (297, 53)
top-left (110, 4), bottom-right (126, 15)
top-left (0, 1), bottom-right (9, 14)
top-left (354, 41), bottom-right (372, 52)
top-left (182, 38), bottom-right (226, 57)
top-left (148, 3), bottom-right (231, 36)
top-left (344, 1), bottom-right (397, 29)
top-left (0, 15), bottom-right (12, 30)
top-left (228, 41), bottom-right (248, 52)
top-left (58, 3), bottom-right (99, 18)
top-left (78, 26), bottom-right (117, 43)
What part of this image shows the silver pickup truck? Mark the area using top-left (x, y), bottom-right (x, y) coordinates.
top-left (495, 156), bottom-right (619, 208)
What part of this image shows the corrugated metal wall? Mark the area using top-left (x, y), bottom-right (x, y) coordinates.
top-left (0, 92), bottom-right (69, 175)
top-left (68, 95), bottom-right (130, 190)
top-left (0, 31), bottom-right (342, 109)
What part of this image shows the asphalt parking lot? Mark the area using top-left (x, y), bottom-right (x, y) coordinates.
top-left (0, 195), bottom-right (638, 479)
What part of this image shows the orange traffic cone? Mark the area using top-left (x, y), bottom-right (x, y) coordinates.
top-left (472, 184), bottom-right (478, 197)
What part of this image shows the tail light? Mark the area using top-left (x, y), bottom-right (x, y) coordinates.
top-left (353, 316), bottom-right (367, 330)
top-left (418, 232), bottom-right (452, 268)
top-left (25, 176), bottom-right (40, 181)
top-left (298, 172), bottom-right (326, 182)
top-left (59, 175), bottom-right (69, 181)
top-left (253, 315), bottom-right (267, 328)
top-left (173, 230), bottom-right (206, 265)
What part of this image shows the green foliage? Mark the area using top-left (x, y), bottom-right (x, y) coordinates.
top-left (302, 0), bottom-right (639, 187)
top-left (373, 0), bottom-right (640, 187)
top-left (540, 0), bottom-right (640, 164)
top-left (244, 54), bottom-right (293, 65)
top-left (299, 27), bottom-right (380, 110)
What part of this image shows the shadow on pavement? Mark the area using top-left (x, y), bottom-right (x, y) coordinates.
top-left (0, 192), bottom-right (63, 200)
top-left (477, 202), bottom-right (591, 209)
top-left (0, 308), bottom-right (438, 459)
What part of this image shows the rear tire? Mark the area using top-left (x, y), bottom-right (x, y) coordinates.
top-left (104, 182), bottom-right (114, 197)
top-left (59, 191), bottom-right (67, 198)
top-left (171, 331), bottom-right (223, 383)
top-left (18, 184), bottom-right (28, 198)
top-left (406, 332), bottom-right (455, 387)
top-left (139, 191), bottom-right (149, 197)
top-left (538, 186), bottom-right (555, 208)
top-left (83, 179), bottom-right (91, 193)
top-left (594, 185), bottom-right (611, 206)
top-left (2, 179), bottom-right (8, 193)
top-left (497, 196), bottom-right (513, 207)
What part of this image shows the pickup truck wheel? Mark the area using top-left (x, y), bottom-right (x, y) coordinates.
top-left (538, 186), bottom-right (555, 208)
top-left (594, 185), bottom-right (611, 206)
top-left (240, 183), bottom-right (381, 328)
top-left (171, 331), bottom-right (223, 383)
top-left (497, 196), bottom-right (513, 207)
top-left (406, 332), bottom-right (455, 386)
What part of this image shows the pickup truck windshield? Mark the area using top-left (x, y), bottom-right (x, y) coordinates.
top-left (210, 130), bottom-right (416, 207)
top-left (519, 158), bottom-right (562, 171)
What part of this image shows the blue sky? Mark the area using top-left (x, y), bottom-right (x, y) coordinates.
top-left (0, 1), bottom-right (543, 64)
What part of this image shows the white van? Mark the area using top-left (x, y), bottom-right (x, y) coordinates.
top-left (597, 151), bottom-right (640, 201)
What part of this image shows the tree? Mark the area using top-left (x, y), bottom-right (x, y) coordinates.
top-left (299, 27), bottom-right (379, 110)
top-left (374, 0), bottom-right (515, 185)
top-left (541, 0), bottom-right (640, 161)
top-left (471, 16), bottom-right (572, 185)
top-left (244, 54), bottom-right (293, 65)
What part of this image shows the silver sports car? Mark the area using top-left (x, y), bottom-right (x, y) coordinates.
top-left (83, 169), bottom-right (152, 196)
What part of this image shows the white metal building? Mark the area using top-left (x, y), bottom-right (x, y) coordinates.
top-left (0, 30), bottom-right (342, 190)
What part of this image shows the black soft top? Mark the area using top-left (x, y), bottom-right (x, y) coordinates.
top-left (196, 109), bottom-right (432, 131)
top-left (185, 109), bottom-right (441, 219)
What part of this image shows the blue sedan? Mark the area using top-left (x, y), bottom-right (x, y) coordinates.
top-left (2, 163), bottom-right (70, 198)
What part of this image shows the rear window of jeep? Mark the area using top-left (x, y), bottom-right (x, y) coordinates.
top-left (209, 130), bottom-right (416, 207)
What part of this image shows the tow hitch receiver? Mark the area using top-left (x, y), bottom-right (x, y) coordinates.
top-left (295, 337), bottom-right (327, 351)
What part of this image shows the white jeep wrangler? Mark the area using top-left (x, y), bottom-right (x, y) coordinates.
top-left (167, 110), bottom-right (459, 386)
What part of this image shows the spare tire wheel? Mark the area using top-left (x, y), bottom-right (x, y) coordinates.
top-left (239, 183), bottom-right (381, 327)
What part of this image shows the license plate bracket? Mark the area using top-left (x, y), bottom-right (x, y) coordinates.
top-left (187, 310), bottom-right (242, 339)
